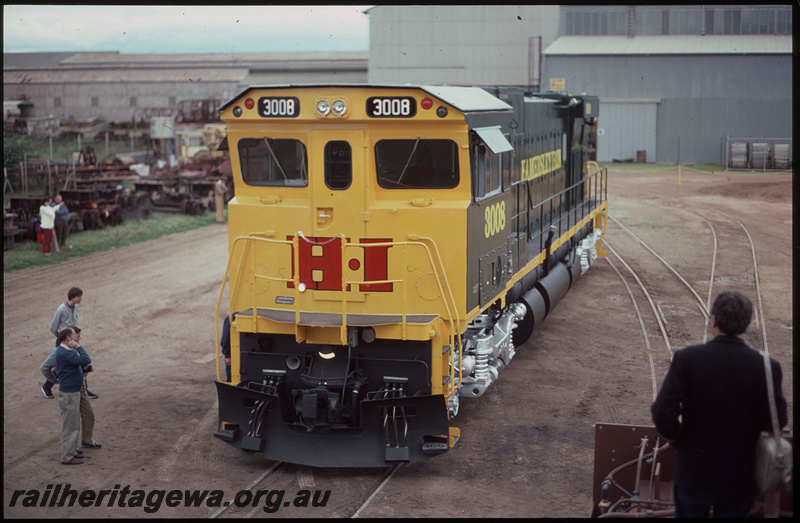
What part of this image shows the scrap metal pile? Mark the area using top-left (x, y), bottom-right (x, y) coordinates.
top-left (4, 98), bottom-right (231, 250)
top-left (5, 161), bottom-right (231, 249)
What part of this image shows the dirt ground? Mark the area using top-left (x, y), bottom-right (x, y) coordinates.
top-left (3, 165), bottom-right (793, 518)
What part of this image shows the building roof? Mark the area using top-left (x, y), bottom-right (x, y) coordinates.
top-left (3, 50), bottom-right (368, 85)
top-left (544, 35), bottom-right (792, 56)
top-left (4, 68), bottom-right (248, 84)
top-left (59, 51), bottom-right (368, 67)
top-left (3, 51), bottom-right (368, 71)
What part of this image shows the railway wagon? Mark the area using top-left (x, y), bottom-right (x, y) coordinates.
top-left (213, 85), bottom-right (608, 467)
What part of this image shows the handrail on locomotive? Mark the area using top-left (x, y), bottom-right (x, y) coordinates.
top-left (214, 234), bottom-right (465, 394)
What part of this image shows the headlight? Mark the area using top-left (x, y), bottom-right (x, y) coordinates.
top-left (332, 100), bottom-right (347, 115)
top-left (316, 100), bottom-right (330, 116)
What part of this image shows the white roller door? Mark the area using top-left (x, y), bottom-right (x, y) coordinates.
top-left (597, 100), bottom-right (658, 163)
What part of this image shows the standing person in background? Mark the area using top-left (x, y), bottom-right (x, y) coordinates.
top-left (40, 326), bottom-right (101, 455)
top-left (48, 199), bottom-right (60, 254)
top-left (52, 194), bottom-right (69, 250)
top-left (54, 327), bottom-right (91, 465)
top-left (69, 326), bottom-right (101, 450)
top-left (39, 196), bottom-right (57, 256)
top-left (651, 290), bottom-right (788, 518)
top-left (214, 178), bottom-right (228, 223)
top-left (44, 287), bottom-right (98, 399)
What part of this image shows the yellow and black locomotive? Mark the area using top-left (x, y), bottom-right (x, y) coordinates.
top-left (214, 85), bottom-right (607, 467)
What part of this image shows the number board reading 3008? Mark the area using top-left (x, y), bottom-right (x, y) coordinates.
top-left (366, 97), bottom-right (417, 118)
top-left (258, 97), bottom-right (300, 118)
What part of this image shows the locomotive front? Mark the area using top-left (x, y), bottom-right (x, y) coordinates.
top-left (213, 86), bottom-right (488, 467)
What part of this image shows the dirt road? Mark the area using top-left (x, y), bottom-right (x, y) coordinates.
top-left (3, 165), bottom-right (792, 518)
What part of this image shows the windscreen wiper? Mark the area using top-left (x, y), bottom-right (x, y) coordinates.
top-left (396, 137), bottom-right (420, 184)
top-left (263, 137), bottom-right (288, 180)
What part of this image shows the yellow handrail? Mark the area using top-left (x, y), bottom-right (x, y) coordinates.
top-left (214, 233), bottom-right (461, 391)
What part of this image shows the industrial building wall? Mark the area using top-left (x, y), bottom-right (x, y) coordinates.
top-left (244, 69), bottom-right (367, 87)
top-left (3, 81), bottom-right (239, 123)
top-left (544, 54), bottom-right (791, 163)
top-left (367, 5), bottom-right (560, 87)
top-left (4, 52), bottom-right (368, 124)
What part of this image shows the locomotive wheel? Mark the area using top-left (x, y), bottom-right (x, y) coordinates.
top-left (512, 301), bottom-right (535, 347)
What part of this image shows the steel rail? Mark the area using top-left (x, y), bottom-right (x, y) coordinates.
top-left (604, 257), bottom-right (659, 401)
top-left (684, 211), bottom-right (718, 344)
top-left (208, 460), bottom-right (403, 518)
top-left (208, 461), bottom-right (284, 518)
top-left (609, 215), bottom-right (708, 318)
top-left (707, 209), bottom-right (769, 354)
top-left (350, 463), bottom-right (403, 518)
top-left (605, 240), bottom-right (673, 359)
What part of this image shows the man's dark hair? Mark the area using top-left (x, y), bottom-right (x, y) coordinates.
top-left (57, 328), bottom-right (74, 343)
top-left (68, 325), bottom-right (81, 334)
top-left (710, 290), bottom-right (753, 336)
top-left (67, 287), bottom-right (83, 301)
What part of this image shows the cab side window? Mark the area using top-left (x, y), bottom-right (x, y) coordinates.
top-left (472, 142), bottom-right (501, 200)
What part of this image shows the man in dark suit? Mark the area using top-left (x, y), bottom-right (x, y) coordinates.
top-left (651, 290), bottom-right (788, 518)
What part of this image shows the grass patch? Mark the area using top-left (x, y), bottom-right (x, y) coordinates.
top-left (4, 210), bottom-right (222, 273)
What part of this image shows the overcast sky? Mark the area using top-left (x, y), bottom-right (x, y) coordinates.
top-left (3, 5), bottom-right (371, 54)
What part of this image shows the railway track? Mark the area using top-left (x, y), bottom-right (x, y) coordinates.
top-left (207, 461), bottom-right (402, 518)
top-left (605, 206), bottom-right (770, 399)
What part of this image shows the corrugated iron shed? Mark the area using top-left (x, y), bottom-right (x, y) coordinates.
top-left (58, 51), bottom-right (368, 66)
top-left (544, 35), bottom-right (792, 56)
top-left (4, 68), bottom-right (249, 84)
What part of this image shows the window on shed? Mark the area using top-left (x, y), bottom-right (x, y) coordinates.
top-left (741, 9), bottom-right (753, 34)
top-left (757, 9), bottom-right (770, 34)
top-left (724, 9), bottom-right (742, 34)
top-left (610, 11), bottom-right (625, 35)
top-left (705, 9), bottom-right (715, 34)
